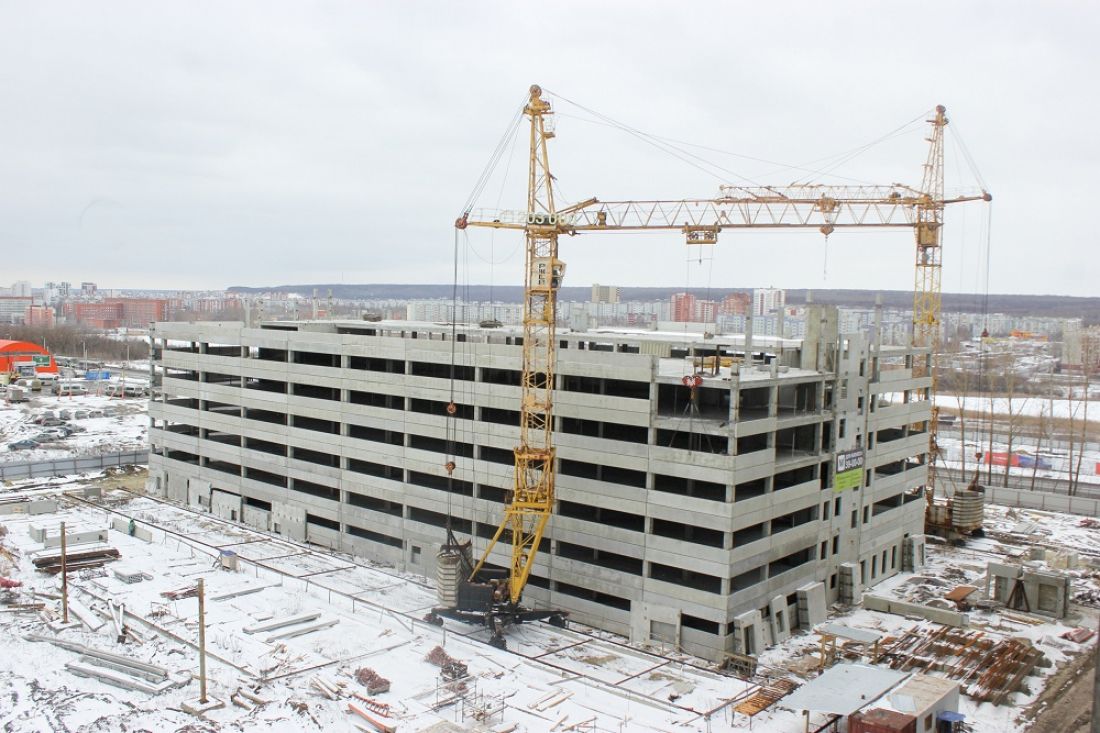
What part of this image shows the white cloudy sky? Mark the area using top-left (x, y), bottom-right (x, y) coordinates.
top-left (1, 2), bottom-right (1095, 296)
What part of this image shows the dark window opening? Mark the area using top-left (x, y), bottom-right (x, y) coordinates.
top-left (346, 492), bottom-right (402, 516)
top-left (559, 459), bottom-right (646, 488)
top-left (245, 467), bottom-right (287, 488)
top-left (292, 351), bottom-right (338, 368)
top-left (409, 506), bottom-right (471, 534)
top-left (481, 406), bottom-right (520, 426)
top-left (293, 415), bottom-right (340, 435)
top-left (349, 389), bottom-right (403, 410)
top-left (348, 424), bottom-right (403, 446)
top-left (293, 383), bottom-right (339, 401)
top-left (554, 580), bottom-right (631, 611)
top-left (561, 375), bottom-right (649, 400)
top-left (733, 522), bottom-right (766, 546)
top-left (293, 447), bottom-right (339, 467)
top-left (734, 478), bottom-right (767, 501)
top-left (481, 367), bottom-right (521, 387)
top-left (768, 546), bottom-right (815, 577)
top-left (245, 408), bottom-right (287, 426)
top-left (652, 474), bottom-right (726, 502)
top-left (657, 428), bottom-right (728, 455)
top-left (306, 513), bottom-right (339, 531)
top-left (411, 361), bottom-right (474, 381)
top-left (478, 445), bottom-right (514, 465)
top-left (245, 437), bottom-right (287, 456)
top-left (348, 356), bottom-right (405, 374)
top-left (681, 614), bottom-right (720, 635)
top-left (293, 479), bottom-right (339, 502)
top-left (648, 562), bottom-right (722, 594)
top-left (558, 500), bottom-right (644, 532)
top-left (410, 398), bottom-right (474, 420)
top-left (245, 377), bottom-right (287, 394)
top-left (775, 465), bottom-right (815, 491)
top-left (556, 541), bottom-right (643, 575)
top-left (408, 470), bottom-right (473, 496)
top-left (736, 433), bottom-right (769, 455)
top-left (652, 518), bottom-right (724, 548)
top-left (347, 458), bottom-right (402, 481)
top-left (346, 523), bottom-right (403, 548)
top-left (560, 417), bottom-right (648, 444)
top-left (730, 566), bottom-right (763, 591)
top-left (408, 434), bottom-right (474, 458)
top-left (738, 387), bottom-right (771, 421)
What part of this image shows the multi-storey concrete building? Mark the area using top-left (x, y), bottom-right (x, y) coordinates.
top-left (147, 306), bottom-right (929, 661)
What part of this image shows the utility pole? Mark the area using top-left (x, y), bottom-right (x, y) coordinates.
top-left (60, 521), bottom-right (69, 624)
top-left (1092, 611), bottom-right (1100, 733)
top-left (197, 577), bottom-right (208, 703)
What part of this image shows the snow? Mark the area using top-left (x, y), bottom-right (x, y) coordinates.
top-left (0, 392), bottom-right (148, 463)
top-left (938, 394), bottom-right (1099, 423)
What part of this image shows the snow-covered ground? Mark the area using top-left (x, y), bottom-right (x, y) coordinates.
top-left (0, 476), bottom-right (1095, 733)
top-left (938, 394), bottom-right (1099, 424)
top-left (0, 392), bottom-right (148, 462)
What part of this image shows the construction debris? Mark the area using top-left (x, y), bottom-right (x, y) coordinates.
top-left (877, 625), bottom-right (1045, 705)
top-left (347, 701), bottom-right (397, 733)
top-left (734, 678), bottom-right (799, 717)
top-left (355, 667), bottom-right (391, 694)
top-left (426, 645), bottom-right (468, 679)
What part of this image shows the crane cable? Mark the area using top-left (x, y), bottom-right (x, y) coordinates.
top-left (460, 99), bottom-right (526, 216)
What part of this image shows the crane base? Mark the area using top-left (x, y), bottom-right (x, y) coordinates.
top-left (425, 605), bottom-right (568, 650)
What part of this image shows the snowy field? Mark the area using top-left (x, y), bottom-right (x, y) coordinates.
top-left (0, 475), bottom-right (1096, 732)
top-left (0, 392), bottom-right (148, 463)
top-left (939, 394), bottom-right (1100, 424)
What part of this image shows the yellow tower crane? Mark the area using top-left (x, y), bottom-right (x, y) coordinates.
top-left (439, 85), bottom-right (989, 646)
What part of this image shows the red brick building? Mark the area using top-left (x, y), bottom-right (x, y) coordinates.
top-left (65, 298), bottom-right (169, 329)
top-left (24, 305), bottom-right (56, 327)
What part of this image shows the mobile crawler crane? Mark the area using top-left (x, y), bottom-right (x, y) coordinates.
top-left (431, 85), bottom-right (989, 648)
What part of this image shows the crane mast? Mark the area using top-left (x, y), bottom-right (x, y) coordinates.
top-left (448, 86), bottom-right (988, 636)
top-left (469, 85), bottom-right (563, 605)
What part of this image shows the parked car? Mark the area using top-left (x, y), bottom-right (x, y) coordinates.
top-left (35, 417), bottom-right (67, 428)
top-left (73, 410), bottom-right (90, 420)
top-left (8, 439), bottom-right (40, 451)
top-left (30, 432), bottom-right (60, 443)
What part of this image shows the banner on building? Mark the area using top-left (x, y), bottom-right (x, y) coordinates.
top-left (835, 449), bottom-right (865, 491)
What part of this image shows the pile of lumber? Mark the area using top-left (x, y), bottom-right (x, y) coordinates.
top-left (33, 547), bottom-right (119, 574)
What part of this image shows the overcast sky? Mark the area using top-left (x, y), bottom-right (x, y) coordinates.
top-left (1, 2), bottom-right (1096, 296)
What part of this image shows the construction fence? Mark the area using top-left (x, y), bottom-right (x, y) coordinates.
top-left (984, 485), bottom-right (1100, 517)
top-left (0, 450), bottom-right (149, 481)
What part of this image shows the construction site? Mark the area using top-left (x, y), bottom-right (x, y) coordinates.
top-left (1, 84), bottom-right (1096, 732)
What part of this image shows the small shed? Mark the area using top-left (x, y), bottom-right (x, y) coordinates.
top-left (850, 708), bottom-right (917, 733)
top-left (781, 663), bottom-right (908, 718)
top-left (883, 674), bottom-right (961, 733)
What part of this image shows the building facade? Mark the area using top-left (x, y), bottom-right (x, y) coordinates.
top-left (147, 308), bottom-right (929, 661)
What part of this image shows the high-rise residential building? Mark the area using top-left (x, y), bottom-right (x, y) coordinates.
top-left (670, 292), bottom-right (696, 322)
top-left (10, 281), bottom-right (32, 298)
top-left (147, 308), bottom-right (930, 661)
top-left (81, 282), bottom-right (98, 297)
top-left (753, 288), bottom-right (786, 316)
top-left (591, 284), bottom-right (621, 304)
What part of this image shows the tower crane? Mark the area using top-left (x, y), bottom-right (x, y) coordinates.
top-left (435, 85), bottom-right (989, 647)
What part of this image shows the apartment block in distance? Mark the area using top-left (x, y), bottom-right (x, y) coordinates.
top-left (147, 305), bottom-right (930, 661)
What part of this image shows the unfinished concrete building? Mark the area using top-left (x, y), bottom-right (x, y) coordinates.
top-left (147, 305), bottom-right (929, 661)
